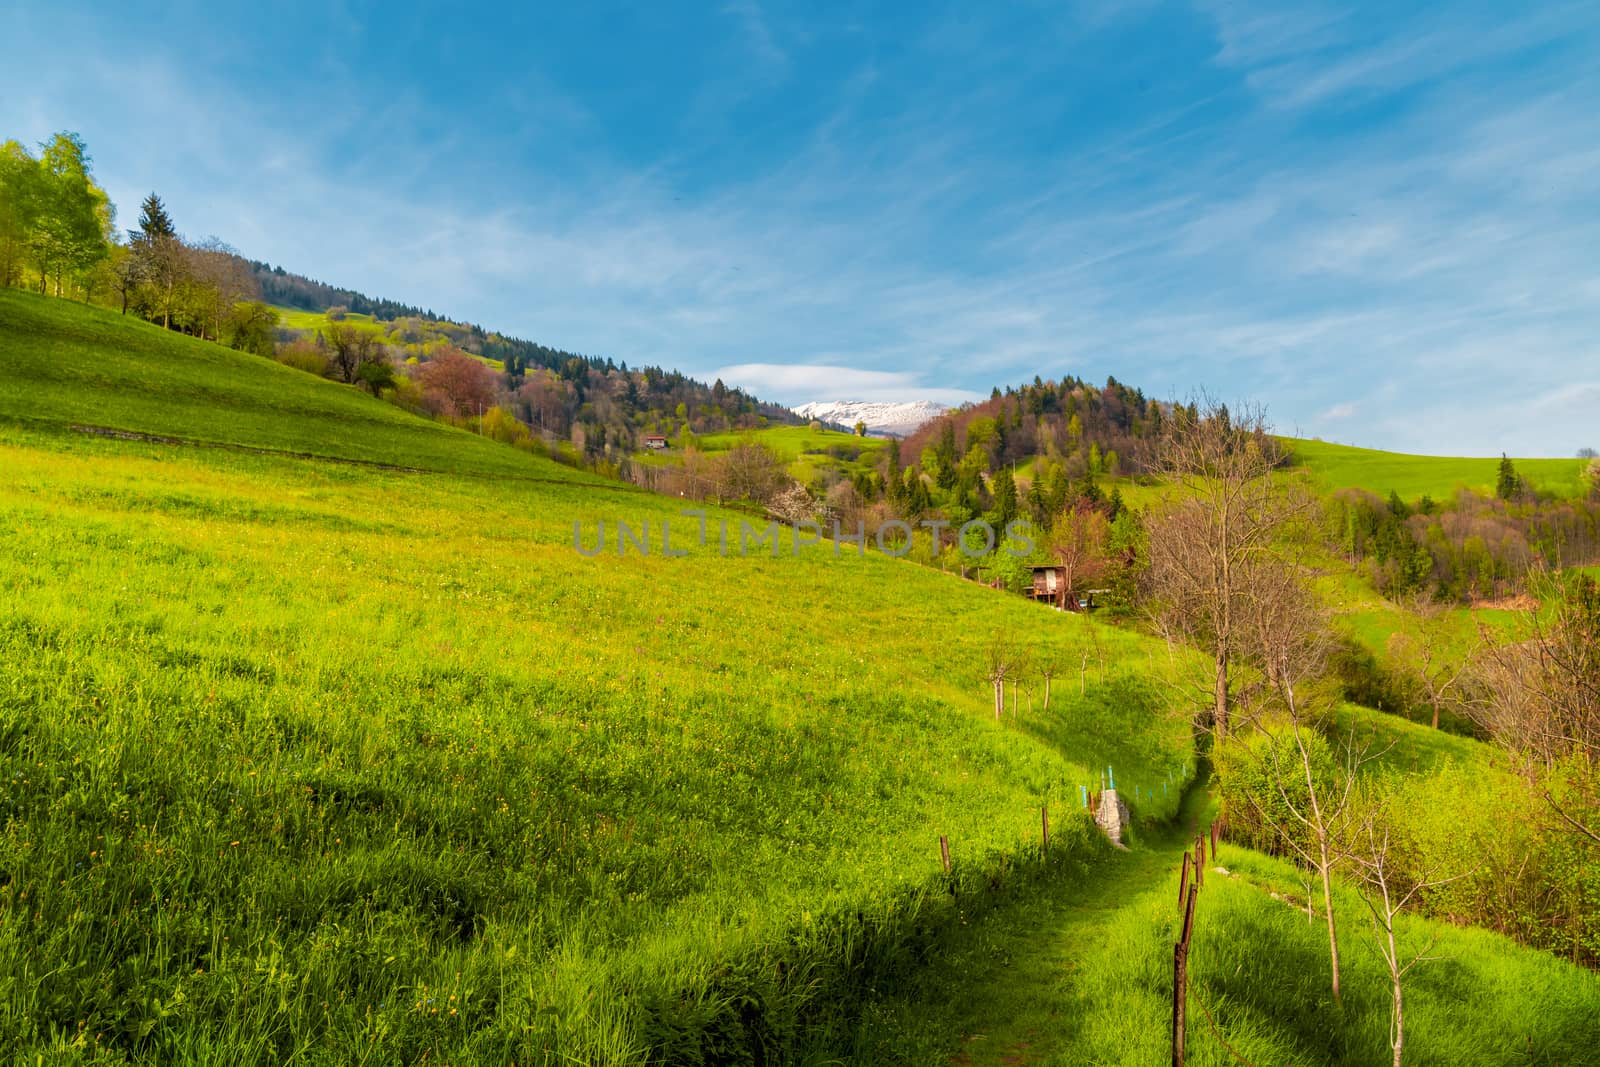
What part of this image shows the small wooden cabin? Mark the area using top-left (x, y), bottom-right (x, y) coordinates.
top-left (1029, 564), bottom-right (1065, 604)
top-left (643, 435), bottom-right (669, 450)
top-left (1028, 566), bottom-right (1102, 611)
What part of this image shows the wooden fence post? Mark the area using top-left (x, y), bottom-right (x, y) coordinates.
top-left (1172, 878), bottom-right (1198, 1065)
top-left (1041, 804), bottom-right (1050, 853)
top-left (1194, 836), bottom-right (1205, 887)
top-left (1177, 851), bottom-right (1190, 906)
top-left (1172, 941), bottom-right (1187, 1067)
top-left (939, 835), bottom-right (951, 874)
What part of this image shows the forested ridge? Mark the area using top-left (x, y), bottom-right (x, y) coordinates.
top-left (0, 129), bottom-right (797, 469)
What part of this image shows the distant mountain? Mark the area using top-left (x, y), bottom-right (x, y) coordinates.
top-left (793, 399), bottom-right (948, 437)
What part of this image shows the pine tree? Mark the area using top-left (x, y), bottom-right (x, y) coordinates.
top-left (884, 438), bottom-right (905, 507)
top-left (992, 466), bottom-right (1018, 525)
top-left (934, 421), bottom-right (958, 489)
top-left (1495, 454), bottom-right (1519, 500)
top-left (132, 192), bottom-right (181, 328)
top-left (138, 193), bottom-right (175, 240)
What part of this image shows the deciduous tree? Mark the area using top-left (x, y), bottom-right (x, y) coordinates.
top-left (1144, 397), bottom-right (1303, 736)
top-left (414, 347), bottom-right (495, 418)
top-left (1049, 505), bottom-right (1110, 611)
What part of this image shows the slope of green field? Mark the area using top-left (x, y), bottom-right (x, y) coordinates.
top-left (272, 305), bottom-right (377, 331)
top-left (849, 764), bottom-right (1600, 1065)
top-left (1067, 843), bottom-right (1600, 1065)
top-left (0, 298), bottom-right (1196, 1062)
top-left (646, 425), bottom-right (887, 488)
top-left (1288, 437), bottom-right (1588, 501)
top-left (696, 425), bottom-right (884, 462)
top-left (0, 290), bottom-right (584, 481)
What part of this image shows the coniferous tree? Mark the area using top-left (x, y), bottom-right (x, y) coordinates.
top-left (131, 192), bottom-right (182, 328)
top-left (1496, 454), bottom-right (1520, 501)
top-left (883, 438), bottom-right (904, 508)
top-left (992, 466), bottom-right (1018, 525)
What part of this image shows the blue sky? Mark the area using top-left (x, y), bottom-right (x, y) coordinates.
top-left (3, 1), bottom-right (1597, 455)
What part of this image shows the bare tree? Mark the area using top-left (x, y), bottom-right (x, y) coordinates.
top-left (1049, 504), bottom-right (1110, 611)
top-left (1388, 595), bottom-right (1471, 730)
top-left (1037, 656), bottom-right (1059, 712)
top-left (1145, 397), bottom-right (1304, 736)
top-left (182, 238), bottom-right (258, 341)
top-left (1470, 573), bottom-right (1600, 842)
top-left (985, 630), bottom-right (1019, 721)
top-left (719, 439), bottom-right (788, 504)
top-left (1010, 645), bottom-right (1031, 717)
top-left (1237, 557), bottom-right (1371, 1007)
top-left (1345, 798), bottom-right (1466, 1067)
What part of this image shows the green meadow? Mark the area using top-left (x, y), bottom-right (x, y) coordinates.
top-left (2, 291), bottom-right (1596, 1063)
top-left (0, 291), bottom-right (572, 481)
top-left (272, 305), bottom-right (374, 331)
top-left (696, 425), bottom-right (883, 460)
top-left (847, 757), bottom-right (1600, 1065)
top-left (1065, 842), bottom-right (1600, 1065)
top-left (1288, 437), bottom-right (1589, 501)
top-left (0, 292), bottom-right (1195, 1062)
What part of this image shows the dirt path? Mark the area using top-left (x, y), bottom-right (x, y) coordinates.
top-left (849, 784), bottom-right (1214, 1065)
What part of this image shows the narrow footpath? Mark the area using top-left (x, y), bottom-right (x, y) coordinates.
top-left (849, 783), bottom-right (1215, 1065)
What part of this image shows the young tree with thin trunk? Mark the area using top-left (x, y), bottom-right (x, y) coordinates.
top-left (1037, 656), bottom-right (1059, 712)
top-left (985, 630), bottom-right (1018, 721)
top-left (1145, 397), bottom-right (1301, 736)
top-left (1237, 557), bottom-right (1372, 1008)
top-left (1345, 796), bottom-right (1465, 1067)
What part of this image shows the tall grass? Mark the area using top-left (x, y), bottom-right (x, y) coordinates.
top-left (0, 405), bottom-right (1196, 1061)
top-left (1068, 846), bottom-right (1600, 1065)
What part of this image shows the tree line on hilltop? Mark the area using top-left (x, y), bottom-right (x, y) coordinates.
top-left (0, 129), bottom-right (796, 467)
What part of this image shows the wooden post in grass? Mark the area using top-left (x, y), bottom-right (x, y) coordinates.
top-left (1172, 941), bottom-right (1187, 1067)
top-left (939, 835), bottom-right (951, 873)
top-left (1195, 836), bottom-right (1205, 887)
top-left (1041, 805), bottom-right (1050, 853)
top-left (1178, 850), bottom-right (1190, 906)
top-left (1172, 883), bottom-right (1197, 1066)
top-left (1181, 882), bottom-right (1197, 948)
top-left (1210, 820), bottom-right (1219, 855)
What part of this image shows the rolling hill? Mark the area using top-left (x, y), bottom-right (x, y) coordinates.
top-left (2, 290), bottom-right (1596, 1063)
top-left (1288, 437), bottom-right (1590, 501)
top-left (0, 289), bottom-right (1194, 1062)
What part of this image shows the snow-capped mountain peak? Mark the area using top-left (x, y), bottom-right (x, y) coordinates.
top-left (792, 400), bottom-right (947, 437)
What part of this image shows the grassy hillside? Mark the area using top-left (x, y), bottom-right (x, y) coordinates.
top-left (1289, 437), bottom-right (1589, 501)
top-left (0, 290), bottom-right (580, 481)
top-left (1068, 843), bottom-right (1600, 1065)
top-left (0, 297), bottom-right (1196, 1062)
top-left (639, 424), bottom-right (886, 488)
top-left (848, 771), bottom-right (1600, 1065)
